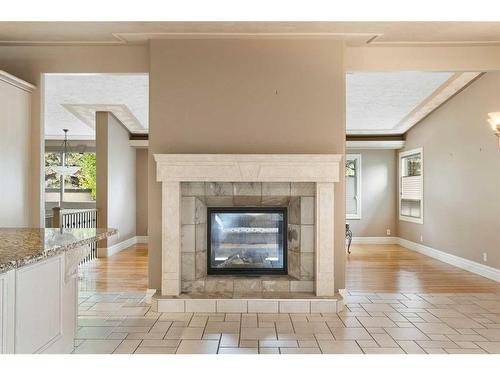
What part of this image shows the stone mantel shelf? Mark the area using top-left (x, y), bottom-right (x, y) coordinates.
top-left (154, 153), bottom-right (342, 299)
top-left (154, 154), bottom-right (342, 183)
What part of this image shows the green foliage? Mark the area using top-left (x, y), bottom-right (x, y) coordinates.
top-left (77, 153), bottom-right (97, 200)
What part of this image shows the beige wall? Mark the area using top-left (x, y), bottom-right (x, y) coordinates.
top-left (148, 39), bottom-right (346, 291)
top-left (0, 79), bottom-right (32, 226)
top-left (136, 148), bottom-right (148, 237)
top-left (347, 149), bottom-right (397, 237)
top-left (96, 112), bottom-right (137, 248)
top-left (399, 72), bottom-right (500, 269)
top-left (0, 45), bottom-right (149, 226)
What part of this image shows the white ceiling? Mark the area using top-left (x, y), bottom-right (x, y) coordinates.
top-left (44, 74), bottom-right (148, 139)
top-left (346, 71), bottom-right (481, 135)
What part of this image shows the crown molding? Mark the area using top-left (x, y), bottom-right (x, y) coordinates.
top-left (346, 140), bottom-right (405, 150)
top-left (0, 71), bottom-right (36, 92)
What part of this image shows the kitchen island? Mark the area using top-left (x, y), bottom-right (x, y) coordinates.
top-left (0, 228), bottom-right (116, 354)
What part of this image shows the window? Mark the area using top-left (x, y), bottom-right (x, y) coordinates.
top-left (346, 154), bottom-right (362, 219)
top-left (399, 148), bottom-right (423, 224)
top-left (44, 152), bottom-right (96, 201)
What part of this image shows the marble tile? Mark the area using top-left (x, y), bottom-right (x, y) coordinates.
top-left (157, 300), bottom-right (185, 313)
top-left (262, 280), bottom-right (290, 293)
top-left (290, 182), bottom-right (315, 197)
top-left (127, 332), bottom-right (167, 340)
top-left (318, 340), bottom-right (363, 354)
top-left (233, 196), bottom-right (262, 206)
top-left (181, 197), bottom-right (196, 224)
top-left (177, 340), bottom-right (219, 354)
top-left (74, 339), bottom-right (122, 354)
top-left (288, 251), bottom-right (300, 280)
top-left (205, 196), bottom-right (234, 206)
top-left (233, 182), bottom-right (262, 196)
top-left (475, 341), bottom-right (500, 354)
top-left (262, 182), bottom-right (291, 196)
top-left (181, 182), bottom-right (205, 197)
top-left (300, 225), bottom-right (314, 253)
top-left (299, 253), bottom-right (314, 280)
top-left (140, 339), bottom-right (180, 347)
top-left (204, 278), bottom-right (234, 293)
top-left (181, 253), bottom-right (195, 281)
top-left (185, 299), bottom-right (216, 313)
top-left (259, 348), bottom-right (280, 354)
top-left (194, 198), bottom-right (207, 224)
top-left (357, 317), bottom-right (397, 328)
top-left (300, 197), bottom-right (315, 225)
top-left (384, 327), bottom-right (429, 341)
top-left (234, 279), bottom-right (262, 293)
top-left (76, 326), bottom-right (114, 339)
top-left (181, 225), bottom-right (195, 253)
top-left (135, 347), bottom-right (177, 354)
top-left (439, 316), bottom-right (484, 329)
top-left (113, 340), bottom-right (141, 354)
top-left (363, 347), bottom-right (405, 354)
top-left (195, 251), bottom-right (207, 279)
top-left (182, 280), bottom-right (205, 293)
top-left (205, 321), bottom-right (241, 334)
top-left (397, 340), bottom-right (426, 354)
top-left (287, 225), bottom-right (300, 251)
top-left (290, 281), bottom-right (314, 293)
top-left (259, 340), bottom-right (298, 348)
top-left (217, 299), bottom-right (248, 313)
top-left (205, 182), bottom-right (233, 196)
top-left (279, 301), bottom-right (310, 313)
top-left (311, 301), bottom-right (337, 313)
top-left (261, 196), bottom-right (290, 206)
top-left (248, 300), bottom-right (279, 313)
top-left (165, 327), bottom-right (204, 340)
top-left (220, 333), bottom-right (240, 347)
top-left (413, 322), bottom-right (458, 335)
top-left (240, 327), bottom-right (277, 340)
top-left (288, 197), bottom-right (301, 225)
top-left (218, 347), bottom-right (258, 354)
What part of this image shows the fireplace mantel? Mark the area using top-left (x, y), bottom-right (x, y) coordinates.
top-left (154, 154), bottom-right (342, 298)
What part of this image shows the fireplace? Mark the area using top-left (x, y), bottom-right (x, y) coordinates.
top-left (207, 207), bottom-right (287, 275)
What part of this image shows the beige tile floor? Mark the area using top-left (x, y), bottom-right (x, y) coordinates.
top-left (73, 290), bottom-right (500, 354)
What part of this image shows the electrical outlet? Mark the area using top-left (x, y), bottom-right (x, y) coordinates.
top-left (420, 235), bottom-right (423, 243)
top-left (483, 253), bottom-right (488, 262)
top-left (386, 229), bottom-right (391, 236)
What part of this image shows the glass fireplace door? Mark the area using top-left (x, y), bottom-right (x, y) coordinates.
top-left (207, 207), bottom-right (287, 275)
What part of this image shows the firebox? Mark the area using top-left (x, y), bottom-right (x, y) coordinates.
top-left (207, 207), bottom-right (287, 275)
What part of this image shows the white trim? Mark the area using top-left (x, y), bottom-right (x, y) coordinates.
top-left (346, 140), bottom-right (405, 150)
top-left (0, 70), bottom-right (36, 92)
top-left (398, 147), bottom-right (424, 225)
top-left (129, 139), bottom-right (149, 148)
top-left (351, 237), bottom-right (399, 245)
top-left (145, 289), bottom-right (157, 304)
top-left (346, 154), bottom-right (362, 220)
top-left (97, 236), bottom-right (146, 257)
top-left (136, 236), bottom-right (149, 244)
top-left (398, 238), bottom-right (500, 283)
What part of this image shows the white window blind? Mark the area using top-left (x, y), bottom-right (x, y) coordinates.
top-left (345, 154), bottom-right (361, 220)
top-left (399, 148), bottom-right (423, 224)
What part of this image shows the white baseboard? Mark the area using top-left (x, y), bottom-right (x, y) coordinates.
top-left (351, 237), bottom-right (399, 245)
top-left (98, 236), bottom-right (147, 257)
top-left (398, 238), bottom-right (500, 283)
top-left (136, 236), bottom-right (149, 244)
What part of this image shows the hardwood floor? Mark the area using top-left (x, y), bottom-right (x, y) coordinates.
top-left (346, 244), bottom-right (500, 293)
top-left (78, 243), bottom-right (148, 292)
top-left (78, 242), bottom-right (499, 294)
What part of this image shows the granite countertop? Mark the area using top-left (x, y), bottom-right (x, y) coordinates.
top-left (0, 228), bottom-right (117, 274)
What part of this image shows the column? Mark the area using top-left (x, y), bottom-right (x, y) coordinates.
top-left (315, 182), bottom-right (335, 296)
top-left (161, 181), bottom-right (181, 295)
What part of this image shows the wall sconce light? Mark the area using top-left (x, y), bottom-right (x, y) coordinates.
top-left (487, 112), bottom-right (500, 148)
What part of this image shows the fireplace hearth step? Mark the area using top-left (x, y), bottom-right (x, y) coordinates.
top-left (151, 293), bottom-right (343, 314)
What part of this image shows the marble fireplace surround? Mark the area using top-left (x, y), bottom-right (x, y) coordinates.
top-left (154, 154), bottom-right (342, 299)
